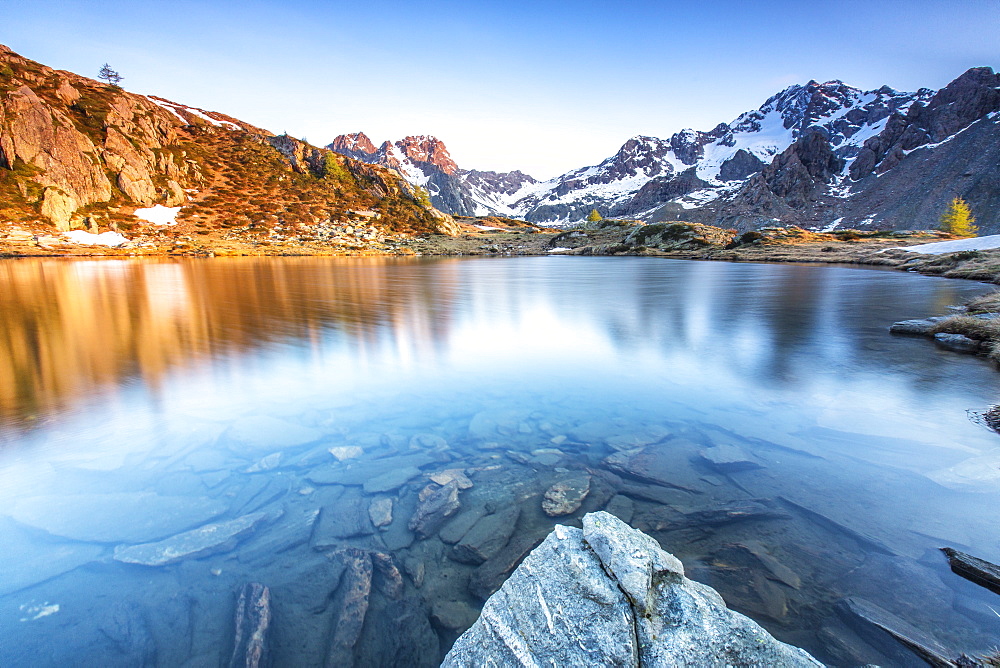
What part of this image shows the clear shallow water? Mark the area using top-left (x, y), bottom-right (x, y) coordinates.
top-left (0, 256), bottom-right (998, 666)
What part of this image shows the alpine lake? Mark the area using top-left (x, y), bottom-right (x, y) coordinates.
top-left (1, 255), bottom-right (999, 667)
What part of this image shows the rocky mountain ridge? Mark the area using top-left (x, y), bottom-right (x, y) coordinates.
top-left (0, 44), bottom-right (456, 247)
top-left (335, 69), bottom-right (999, 234)
top-left (328, 133), bottom-right (537, 217)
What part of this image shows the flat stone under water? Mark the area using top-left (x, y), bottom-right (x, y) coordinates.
top-left (0, 256), bottom-right (999, 667)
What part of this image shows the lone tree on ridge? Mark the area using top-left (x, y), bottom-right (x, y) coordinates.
top-left (586, 208), bottom-right (603, 223)
top-left (939, 197), bottom-right (977, 237)
top-left (98, 63), bottom-right (123, 86)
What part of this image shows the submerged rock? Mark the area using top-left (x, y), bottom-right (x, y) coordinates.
top-left (735, 540), bottom-right (802, 589)
top-left (637, 498), bottom-right (790, 532)
top-left (934, 332), bottom-right (981, 353)
top-left (541, 475), bottom-right (591, 516)
top-left (429, 468), bottom-right (473, 490)
top-left (244, 452), bottom-right (283, 473)
top-left (237, 506), bottom-right (319, 564)
top-left (98, 601), bottom-right (158, 667)
top-left (408, 480), bottom-right (461, 538)
top-left (307, 454), bottom-right (436, 486)
top-left (431, 600), bottom-right (479, 632)
top-left (113, 511), bottom-right (274, 566)
top-left (451, 504), bottom-right (520, 565)
top-left (468, 532), bottom-right (544, 601)
top-left (603, 494), bottom-right (635, 523)
top-left (836, 596), bottom-right (956, 667)
top-left (605, 425), bottom-right (672, 451)
top-left (227, 583), bottom-right (271, 668)
top-left (698, 443), bottom-right (763, 472)
top-left (443, 511), bottom-right (822, 667)
top-left (313, 495), bottom-right (375, 546)
top-left (889, 317), bottom-right (948, 335)
top-left (362, 466), bottom-right (421, 493)
top-left (328, 446), bottom-right (364, 462)
top-left (368, 497), bottom-right (393, 528)
top-left (438, 505), bottom-right (488, 545)
top-left (927, 449), bottom-right (1000, 491)
top-left (8, 492), bottom-right (229, 543)
top-left (326, 548), bottom-right (373, 667)
top-left (603, 446), bottom-right (701, 492)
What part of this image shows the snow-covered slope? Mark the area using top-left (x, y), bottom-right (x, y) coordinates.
top-left (506, 80), bottom-right (931, 225)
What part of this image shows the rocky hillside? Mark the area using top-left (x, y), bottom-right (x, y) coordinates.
top-left (328, 133), bottom-right (536, 217)
top-left (0, 45), bottom-right (456, 248)
top-left (334, 69), bottom-right (998, 235)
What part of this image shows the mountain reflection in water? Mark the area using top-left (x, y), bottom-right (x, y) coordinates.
top-left (0, 256), bottom-right (998, 667)
top-left (0, 257), bottom-right (982, 430)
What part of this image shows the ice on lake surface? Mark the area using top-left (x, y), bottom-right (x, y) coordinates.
top-left (0, 256), bottom-right (999, 666)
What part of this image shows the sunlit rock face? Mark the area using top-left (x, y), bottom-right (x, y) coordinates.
top-left (0, 44), bottom-right (453, 239)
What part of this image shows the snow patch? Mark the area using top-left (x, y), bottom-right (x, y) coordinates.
top-left (902, 117), bottom-right (983, 156)
top-left (133, 205), bottom-right (181, 226)
top-left (149, 97), bottom-right (241, 130)
top-left (892, 235), bottom-right (1000, 255)
top-left (675, 188), bottom-right (722, 210)
top-left (819, 218), bottom-right (844, 232)
top-left (62, 231), bottom-right (130, 247)
top-left (547, 247), bottom-right (573, 253)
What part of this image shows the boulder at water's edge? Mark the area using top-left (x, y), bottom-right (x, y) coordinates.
top-left (442, 511), bottom-right (822, 667)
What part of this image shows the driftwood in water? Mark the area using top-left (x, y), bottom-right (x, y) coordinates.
top-left (228, 583), bottom-right (272, 668)
top-left (941, 547), bottom-right (1000, 595)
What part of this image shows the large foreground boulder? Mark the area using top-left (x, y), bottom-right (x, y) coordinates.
top-left (443, 511), bottom-right (821, 667)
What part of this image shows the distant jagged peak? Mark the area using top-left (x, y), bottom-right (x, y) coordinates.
top-left (327, 133), bottom-right (458, 175)
top-left (394, 135), bottom-right (458, 174)
top-left (329, 132), bottom-right (377, 155)
top-left (612, 135), bottom-right (671, 158)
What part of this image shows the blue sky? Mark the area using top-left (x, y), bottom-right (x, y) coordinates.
top-left (4, 0), bottom-right (998, 178)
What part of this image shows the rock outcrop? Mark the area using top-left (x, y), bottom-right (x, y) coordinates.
top-left (113, 510), bottom-right (274, 565)
top-left (443, 511), bottom-right (822, 667)
top-left (849, 67), bottom-right (1000, 180)
top-left (0, 44), bottom-right (454, 241)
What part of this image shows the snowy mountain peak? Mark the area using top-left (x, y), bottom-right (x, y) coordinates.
top-left (331, 68), bottom-right (999, 230)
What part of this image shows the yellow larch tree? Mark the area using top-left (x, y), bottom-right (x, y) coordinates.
top-left (940, 197), bottom-right (977, 237)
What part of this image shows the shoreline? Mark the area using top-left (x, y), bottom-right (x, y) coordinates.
top-left (3, 227), bottom-right (999, 283)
